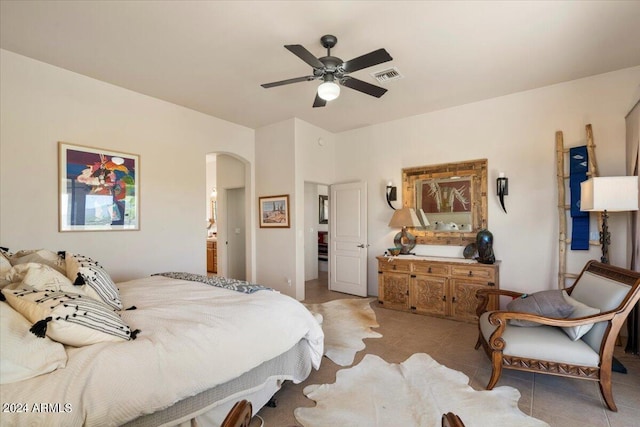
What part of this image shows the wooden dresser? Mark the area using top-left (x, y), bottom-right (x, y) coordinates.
top-left (377, 255), bottom-right (500, 323)
top-left (207, 239), bottom-right (217, 274)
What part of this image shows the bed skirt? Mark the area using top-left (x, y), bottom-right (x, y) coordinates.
top-left (123, 339), bottom-right (312, 427)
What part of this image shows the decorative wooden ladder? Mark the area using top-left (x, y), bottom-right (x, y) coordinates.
top-left (555, 124), bottom-right (600, 288)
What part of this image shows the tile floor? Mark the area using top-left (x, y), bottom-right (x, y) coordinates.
top-left (254, 273), bottom-right (640, 427)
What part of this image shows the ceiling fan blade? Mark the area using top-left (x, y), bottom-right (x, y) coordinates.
top-left (313, 93), bottom-right (327, 108)
top-left (341, 48), bottom-right (393, 73)
top-left (341, 77), bottom-right (387, 98)
top-left (261, 76), bottom-right (315, 88)
top-left (285, 44), bottom-right (325, 69)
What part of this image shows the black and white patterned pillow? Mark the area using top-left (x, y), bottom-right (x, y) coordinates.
top-left (2, 289), bottom-right (138, 347)
top-left (64, 252), bottom-right (122, 310)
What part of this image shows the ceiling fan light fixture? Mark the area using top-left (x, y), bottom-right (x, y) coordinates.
top-left (317, 81), bottom-right (340, 101)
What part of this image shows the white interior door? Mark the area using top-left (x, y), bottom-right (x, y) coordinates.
top-left (330, 181), bottom-right (368, 296)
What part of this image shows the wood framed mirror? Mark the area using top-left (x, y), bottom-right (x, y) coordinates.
top-left (402, 159), bottom-right (487, 246)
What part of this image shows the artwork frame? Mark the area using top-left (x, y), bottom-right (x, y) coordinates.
top-left (58, 141), bottom-right (140, 232)
top-left (259, 194), bottom-right (290, 228)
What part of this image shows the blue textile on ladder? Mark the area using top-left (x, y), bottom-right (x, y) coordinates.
top-left (569, 146), bottom-right (589, 250)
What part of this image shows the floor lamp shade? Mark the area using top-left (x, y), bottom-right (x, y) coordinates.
top-left (580, 176), bottom-right (639, 212)
top-left (580, 176), bottom-right (639, 264)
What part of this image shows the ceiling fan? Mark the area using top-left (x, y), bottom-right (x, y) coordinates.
top-left (261, 35), bottom-right (393, 108)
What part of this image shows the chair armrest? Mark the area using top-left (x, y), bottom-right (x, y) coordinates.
top-left (488, 310), bottom-right (616, 328)
top-left (475, 288), bottom-right (524, 317)
top-left (484, 310), bottom-right (617, 352)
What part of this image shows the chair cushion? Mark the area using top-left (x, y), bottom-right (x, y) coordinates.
top-left (569, 271), bottom-right (631, 352)
top-left (480, 312), bottom-right (600, 367)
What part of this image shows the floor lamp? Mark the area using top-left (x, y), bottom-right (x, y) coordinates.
top-left (580, 176), bottom-right (639, 373)
top-left (580, 176), bottom-right (639, 264)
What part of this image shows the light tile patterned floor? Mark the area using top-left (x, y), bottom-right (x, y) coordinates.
top-left (254, 273), bottom-right (640, 427)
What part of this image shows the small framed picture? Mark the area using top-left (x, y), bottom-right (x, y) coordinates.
top-left (319, 195), bottom-right (328, 224)
top-left (59, 142), bottom-right (139, 231)
top-left (259, 194), bottom-right (290, 228)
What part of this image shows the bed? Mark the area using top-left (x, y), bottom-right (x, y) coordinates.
top-left (0, 249), bottom-right (324, 426)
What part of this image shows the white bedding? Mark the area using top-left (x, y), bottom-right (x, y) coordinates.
top-left (0, 275), bottom-right (324, 426)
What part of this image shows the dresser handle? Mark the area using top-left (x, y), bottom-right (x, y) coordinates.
top-left (442, 295), bottom-right (446, 302)
top-left (468, 271), bottom-right (473, 277)
top-left (393, 265), bottom-right (396, 270)
top-left (488, 282), bottom-right (496, 287)
top-left (428, 267), bottom-right (432, 273)
top-left (452, 297), bottom-right (457, 303)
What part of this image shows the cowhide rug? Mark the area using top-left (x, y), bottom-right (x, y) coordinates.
top-left (304, 298), bottom-right (381, 366)
top-left (294, 353), bottom-right (549, 427)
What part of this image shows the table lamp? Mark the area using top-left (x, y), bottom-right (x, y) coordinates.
top-left (388, 207), bottom-right (422, 255)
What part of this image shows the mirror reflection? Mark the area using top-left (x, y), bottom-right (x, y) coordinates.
top-left (416, 177), bottom-right (473, 231)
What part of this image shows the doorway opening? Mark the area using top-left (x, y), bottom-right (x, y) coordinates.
top-left (304, 182), bottom-right (329, 289)
top-left (206, 153), bottom-right (249, 281)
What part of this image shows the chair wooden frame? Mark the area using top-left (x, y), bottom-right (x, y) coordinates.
top-left (441, 412), bottom-right (466, 427)
top-left (475, 260), bottom-right (640, 411)
top-left (221, 400), bottom-right (252, 427)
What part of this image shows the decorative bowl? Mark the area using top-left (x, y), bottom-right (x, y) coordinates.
top-left (388, 247), bottom-right (401, 256)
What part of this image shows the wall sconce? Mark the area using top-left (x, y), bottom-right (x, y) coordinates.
top-left (497, 172), bottom-right (508, 213)
top-left (580, 176), bottom-right (639, 264)
top-left (386, 181), bottom-right (397, 210)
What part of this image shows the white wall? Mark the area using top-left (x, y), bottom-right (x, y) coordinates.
top-left (294, 119), bottom-right (336, 299)
top-left (254, 119), bottom-right (296, 296)
top-left (0, 50), bottom-right (255, 282)
top-left (2, 48), bottom-right (637, 300)
top-left (335, 66), bottom-right (640, 296)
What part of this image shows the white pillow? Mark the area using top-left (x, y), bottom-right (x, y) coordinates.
top-left (0, 252), bottom-right (11, 275)
top-left (561, 290), bottom-right (601, 341)
top-left (0, 301), bottom-right (67, 384)
top-left (0, 253), bottom-right (12, 288)
top-left (8, 249), bottom-right (66, 274)
top-left (65, 252), bottom-right (122, 310)
top-left (3, 289), bottom-right (138, 347)
top-left (3, 263), bottom-right (74, 291)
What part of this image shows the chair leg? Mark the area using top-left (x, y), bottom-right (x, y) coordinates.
top-left (598, 370), bottom-right (618, 412)
top-left (486, 353), bottom-right (503, 390)
top-left (474, 331), bottom-right (482, 350)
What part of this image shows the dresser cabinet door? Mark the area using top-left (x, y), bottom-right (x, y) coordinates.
top-left (450, 279), bottom-right (494, 322)
top-left (379, 272), bottom-right (410, 311)
top-left (410, 275), bottom-right (447, 316)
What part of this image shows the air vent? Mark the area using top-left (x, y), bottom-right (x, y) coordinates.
top-left (370, 67), bottom-right (404, 84)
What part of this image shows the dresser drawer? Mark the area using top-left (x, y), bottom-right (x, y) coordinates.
top-left (412, 263), bottom-right (449, 276)
top-left (378, 259), bottom-right (411, 273)
top-left (450, 265), bottom-right (495, 281)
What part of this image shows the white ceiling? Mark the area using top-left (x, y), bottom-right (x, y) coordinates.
top-left (2, 1), bottom-right (640, 133)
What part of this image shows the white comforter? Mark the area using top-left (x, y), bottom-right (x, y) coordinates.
top-left (0, 276), bottom-right (324, 426)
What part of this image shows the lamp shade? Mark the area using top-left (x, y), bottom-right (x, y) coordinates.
top-left (388, 207), bottom-right (421, 228)
top-left (580, 176), bottom-right (639, 212)
top-left (317, 81), bottom-right (340, 101)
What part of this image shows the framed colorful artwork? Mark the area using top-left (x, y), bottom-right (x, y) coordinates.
top-left (58, 142), bottom-right (139, 231)
top-left (259, 194), bottom-right (290, 228)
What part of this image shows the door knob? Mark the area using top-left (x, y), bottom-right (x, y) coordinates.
top-left (357, 244), bottom-right (365, 248)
